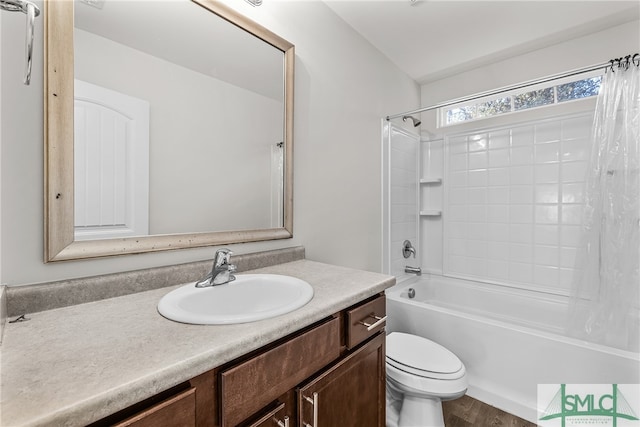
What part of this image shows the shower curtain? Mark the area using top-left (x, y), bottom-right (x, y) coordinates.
top-left (568, 57), bottom-right (640, 352)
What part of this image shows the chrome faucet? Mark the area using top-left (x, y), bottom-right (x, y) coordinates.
top-left (195, 248), bottom-right (237, 287)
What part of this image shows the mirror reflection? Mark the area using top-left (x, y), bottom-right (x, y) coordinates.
top-left (73, 0), bottom-right (285, 240)
top-left (44, 0), bottom-right (294, 261)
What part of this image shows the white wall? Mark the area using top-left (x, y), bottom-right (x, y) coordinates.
top-left (0, 0), bottom-right (419, 286)
top-left (420, 20), bottom-right (640, 136)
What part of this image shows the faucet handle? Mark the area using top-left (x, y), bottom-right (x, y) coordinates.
top-left (228, 264), bottom-right (237, 283)
top-left (214, 248), bottom-right (233, 266)
top-left (402, 240), bottom-right (416, 259)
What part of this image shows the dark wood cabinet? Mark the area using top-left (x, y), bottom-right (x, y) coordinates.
top-left (234, 293), bottom-right (386, 427)
top-left (92, 294), bottom-right (386, 427)
top-left (298, 333), bottom-right (385, 427)
top-left (220, 317), bottom-right (341, 427)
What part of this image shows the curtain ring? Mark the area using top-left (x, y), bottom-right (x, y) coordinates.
top-left (633, 53), bottom-right (640, 68)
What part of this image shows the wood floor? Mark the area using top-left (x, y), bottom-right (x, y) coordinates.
top-left (442, 395), bottom-right (537, 427)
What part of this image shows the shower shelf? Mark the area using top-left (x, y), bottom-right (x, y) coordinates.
top-left (420, 177), bottom-right (442, 184)
top-left (420, 210), bottom-right (442, 217)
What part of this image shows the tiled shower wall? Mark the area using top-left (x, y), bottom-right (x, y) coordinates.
top-left (436, 113), bottom-right (592, 295)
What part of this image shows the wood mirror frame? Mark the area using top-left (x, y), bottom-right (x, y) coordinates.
top-left (44, 0), bottom-right (294, 262)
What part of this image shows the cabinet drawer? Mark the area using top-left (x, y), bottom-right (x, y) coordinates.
top-left (346, 294), bottom-right (386, 349)
top-left (113, 387), bottom-right (195, 427)
top-left (220, 317), bottom-right (341, 427)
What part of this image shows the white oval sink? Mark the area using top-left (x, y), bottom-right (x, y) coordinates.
top-left (157, 274), bottom-right (314, 325)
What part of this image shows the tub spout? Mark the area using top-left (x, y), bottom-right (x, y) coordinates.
top-left (405, 266), bottom-right (421, 275)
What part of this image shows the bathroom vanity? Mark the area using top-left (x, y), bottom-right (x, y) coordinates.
top-left (95, 294), bottom-right (385, 427)
top-left (1, 257), bottom-right (393, 426)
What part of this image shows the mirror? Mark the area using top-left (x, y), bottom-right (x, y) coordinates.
top-left (44, 0), bottom-right (294, 261)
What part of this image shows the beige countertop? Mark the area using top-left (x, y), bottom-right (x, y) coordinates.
top-left (0, 260), bottom-right (394, 427)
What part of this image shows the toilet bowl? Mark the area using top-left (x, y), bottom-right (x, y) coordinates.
top-left (386, 332), bottom-right (467, 427)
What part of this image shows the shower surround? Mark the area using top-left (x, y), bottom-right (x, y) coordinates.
top-left (382, 109), bottom-right (640, 421)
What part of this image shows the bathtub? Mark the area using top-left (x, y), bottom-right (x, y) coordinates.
top-left (385, 275), bottom-right (640, 423)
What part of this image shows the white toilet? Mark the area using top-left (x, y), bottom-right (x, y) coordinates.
top-left (386, 332), bottom-right (468, 427)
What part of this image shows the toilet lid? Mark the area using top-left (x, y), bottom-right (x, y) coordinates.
top-left (386, 332), bottom-right (463, 375)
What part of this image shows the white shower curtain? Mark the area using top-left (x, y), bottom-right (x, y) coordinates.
top-left (568, 57), bottom-right (640, 352)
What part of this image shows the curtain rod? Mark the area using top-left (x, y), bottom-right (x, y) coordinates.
top-left (385, 60), bottom-right (612, 121)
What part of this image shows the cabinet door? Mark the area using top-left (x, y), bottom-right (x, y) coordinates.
top-left (297, 333), bottom-right (385, 427)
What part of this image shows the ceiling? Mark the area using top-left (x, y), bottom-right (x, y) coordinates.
top-left (75, 0), bottom-right (285, 100)
top-left (325, 0), bottom-right (640, 84)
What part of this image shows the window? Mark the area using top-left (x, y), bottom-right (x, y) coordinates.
top-left (514, 87), bottom-right (554, 111)
top-left (557, 77), bottom-right (601, 102)
top-left (440, 74), bottom-right (602, 127)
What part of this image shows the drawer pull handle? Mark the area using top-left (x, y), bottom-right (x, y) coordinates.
top-left (303, 392), bottom-right (318, 427)
top-left (359, 314), bottom-right (387, 331)
top-left (276, 416), bottom-right (289, 427)
top-left (247, 402), bottom-right (287, 427)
